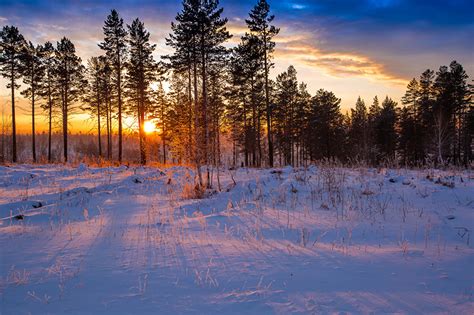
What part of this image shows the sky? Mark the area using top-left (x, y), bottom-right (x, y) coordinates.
top-left (1, 0), bottom-right (473, 133)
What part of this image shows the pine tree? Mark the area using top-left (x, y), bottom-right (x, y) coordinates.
top-left (196, 0), bottom-right (231, 186)
top-left (274, 65), bottom-right (298, 165)
top-left (166, 0), bottom-right (201, 176)
top-left (38, 42), bottom-right (58, 162)
top-left (349, 97), bottom-right (369, 162)
top-left (448, 61), bottom-right (470, 165)
top-left (398, 106), bottom-right (415, 165)
top-left (55, 37), bottom-right (85, 162)
top-left (207, 56), bottom-right (228, 188)
top-left (167, 72), bottom-right (194, 163)
top-left (227, 47), bottom-right (249, 166)
top-left (464, 81), bottom-right (474, 164)
top-left (228, 33), bottom-right (264, 167)
top-left (167, 0), bottom-right (231, 185)
top-left (307, 89), bottom-right (345, 160)
top-left (418, 69), bottom-right (435, 162)
top-left (368, 96), bottom-right (381, 164)
top-left (99, 9), bottom-right (127, 163)
top-left (375, 97), bottom-right (398, 163)
top-left (126, 18), bottom-right (156, 165)
top-left (433, 65), bottom-right (454, 164)
top-left (400, 78), bottom-right (422, 164)
top-left (83, 56), bottom-right (106, 158)
top-left (21, 41), bottom-right (44, 162)
top-left (151, 81), bottom-right (171, 164)
top-left (0, 25), bottom-right (26, 162)
top-left (246, 0), bottom-right (279, 167)
top-left (294, 82), bottom-right (311, 166)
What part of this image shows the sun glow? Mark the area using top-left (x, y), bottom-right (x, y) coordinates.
top-left (144, 121), bottom-right (156, 133)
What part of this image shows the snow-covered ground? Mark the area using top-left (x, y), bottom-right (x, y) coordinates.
top-left (0, 164), bottom-right (473, 314)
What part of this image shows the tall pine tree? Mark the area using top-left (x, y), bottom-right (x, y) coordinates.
top-left (99, 9), bottom-right (127, 162)
top-left (246, 0), bottom-right (279, 167)
top-left (55, 37), bottom-right (85, 162)
top-left (38, 41), bottom-right (58, 162)
top-left (126, 18), bottom-right (156, 165)
top-left (0, 26), bottom-right (26, 162)
top-left (21, 41), bottom-right (44, 162)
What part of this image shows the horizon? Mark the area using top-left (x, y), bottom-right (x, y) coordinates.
top-left (1, 0), bottom-right (473, 133)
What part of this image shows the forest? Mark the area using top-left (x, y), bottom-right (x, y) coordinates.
top-left (1, 0), bottom-right (473, 182)
top-left (1, 1), bottom-right (473, 313)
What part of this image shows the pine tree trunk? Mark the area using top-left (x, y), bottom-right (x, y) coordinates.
top-left (163, 133), bottom-right (166, 165)
top-left (200, 34), bottom-right (210, 188)
top-left (48, 91), bottom-right (52, 163)
top-left (11, 68), bottom-right (17, 163)
top-left (108, 91), bottom-right (112, 160)
top-left (139, 91), bottom-right (146, 165)
top-left (187, 64), bottom-right (193, 163)
top-left (257, 109), bottom-right (262, 167)
top-left (216, 115), bottom-right (221, 191)
top-left (106, 95), bottom-right (110, 159)
top-left (251, 78), bottom-right (257, 167)
top-left (97, 84), bottom-right (102, 158)
top-left (118, 53), bottom-right (123, 163)
top-left (263, 32), bottom-right (273, 167)
top-left (63, 91), bottom-right (68, 163)
top-left (32, 90), bottom-right (36, 163)
top-left (193, 56), bottom-right (203, 187)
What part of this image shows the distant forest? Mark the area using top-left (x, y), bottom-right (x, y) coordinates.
top-left (1, 0), bottom-right (473, 179)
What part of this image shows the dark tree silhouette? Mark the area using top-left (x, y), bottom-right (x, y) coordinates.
top-left (246, 0), bottom-right (279, 167)
top-left (99, 9), bottom-right (127, 162)
top-left (55, 37), bottom-right (85, 162)
top-left (0, 25), bottom-right (26, 162)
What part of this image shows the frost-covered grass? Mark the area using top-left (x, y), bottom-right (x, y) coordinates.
top-left (0, 164), bottom-right (473, 314)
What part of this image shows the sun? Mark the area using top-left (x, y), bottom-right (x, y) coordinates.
top-left (144, 121), bottom-right (156, 133)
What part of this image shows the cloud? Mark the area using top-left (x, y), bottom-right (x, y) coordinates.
top-left (291, 4), bottom-right (307, 10)
top-left (227, 18), bottom-right (408, 86)
top-left (270, 27), bottom-right (408, 86)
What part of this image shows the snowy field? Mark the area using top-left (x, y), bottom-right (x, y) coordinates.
top-left (0, 164), bottom-right (473, 314)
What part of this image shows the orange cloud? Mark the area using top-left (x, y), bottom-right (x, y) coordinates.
top-left (226, 22), bottom-right (407, 86)
top-left (275, 37), bottom-right (407, 86)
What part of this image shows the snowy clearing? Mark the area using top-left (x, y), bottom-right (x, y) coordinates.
top-left (0, 164), bottom-right (473, 314)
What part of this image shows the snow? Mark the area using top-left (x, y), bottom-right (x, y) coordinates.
top-left (0, 164), bottom-right (473, 314)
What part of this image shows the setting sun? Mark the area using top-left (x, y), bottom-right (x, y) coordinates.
top-left (144, 121), bottom-right (156, 133)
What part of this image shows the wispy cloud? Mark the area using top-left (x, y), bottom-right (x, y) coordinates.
top-left (276, 40), bottom-right (407, 86)
top-left (291, 4), bottom-right (307, 10)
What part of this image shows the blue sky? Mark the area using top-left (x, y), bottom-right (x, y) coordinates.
top-left (1, 0), bottom-right (473, 130)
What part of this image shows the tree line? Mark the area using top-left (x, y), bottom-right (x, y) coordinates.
top-left (1, 0), bottom-right (472, 181)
